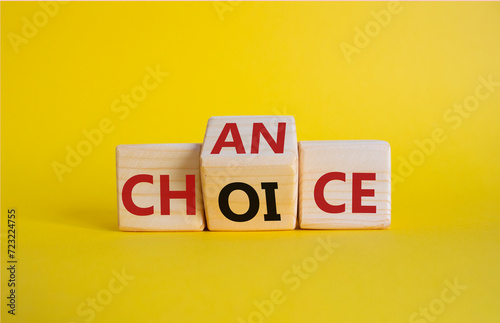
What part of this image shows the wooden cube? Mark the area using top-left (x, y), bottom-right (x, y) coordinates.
top-left (116, 143), bottom-right (205, 231)
top-left (298, 141), bottom-right (391, 229)
top-left (200, 116), bottom-right (298, 231)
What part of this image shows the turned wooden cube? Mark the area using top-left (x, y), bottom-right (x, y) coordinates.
top-left (116, 143), bottom-right (205, 231)
top-left (298, 141), bottom-right (391, 229)
top-left (200, 116), bottom-right (298, 231)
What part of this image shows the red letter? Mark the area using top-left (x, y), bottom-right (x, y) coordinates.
top-left (251, 122), bottom-right (286, 154)
top-left (160, 175), bottom-right (196, 215)
top-left (122, 174), bottom-right (154, 216)
top-left (211, 123), bottom-right (245, 154)
top-left (352, 173), bottom-right (376, 213)
top-left (314, 172), bottom-right (346, 213)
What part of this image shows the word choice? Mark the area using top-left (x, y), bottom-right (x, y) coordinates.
top-left (116, 116), bottom-right (391, 231)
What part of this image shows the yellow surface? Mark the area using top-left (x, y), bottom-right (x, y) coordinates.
top-left (1, 2), bottom-right (499, 322)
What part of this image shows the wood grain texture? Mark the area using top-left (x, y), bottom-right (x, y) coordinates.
top-left (200, 116), bottom-right (298, 231)
top-left (298, 141), bottom-right (391, 229)
top-left (116, 144), bottom-right (205, 231)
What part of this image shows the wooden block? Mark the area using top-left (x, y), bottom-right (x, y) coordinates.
top-left (298, 141), bottom-right (391, 229)
top-left (116, 143), bottom-right (205, 231)
top-left (200, 116), bottom-right (298, 231)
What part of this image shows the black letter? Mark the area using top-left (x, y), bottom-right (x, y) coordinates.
top-left (261, 182), bottom-right (281, 221)
top-left (219, 182), bottom-right (259, 222)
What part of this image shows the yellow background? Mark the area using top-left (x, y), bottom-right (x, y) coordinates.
top-left (2, 2), bottom-right (500, 322)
